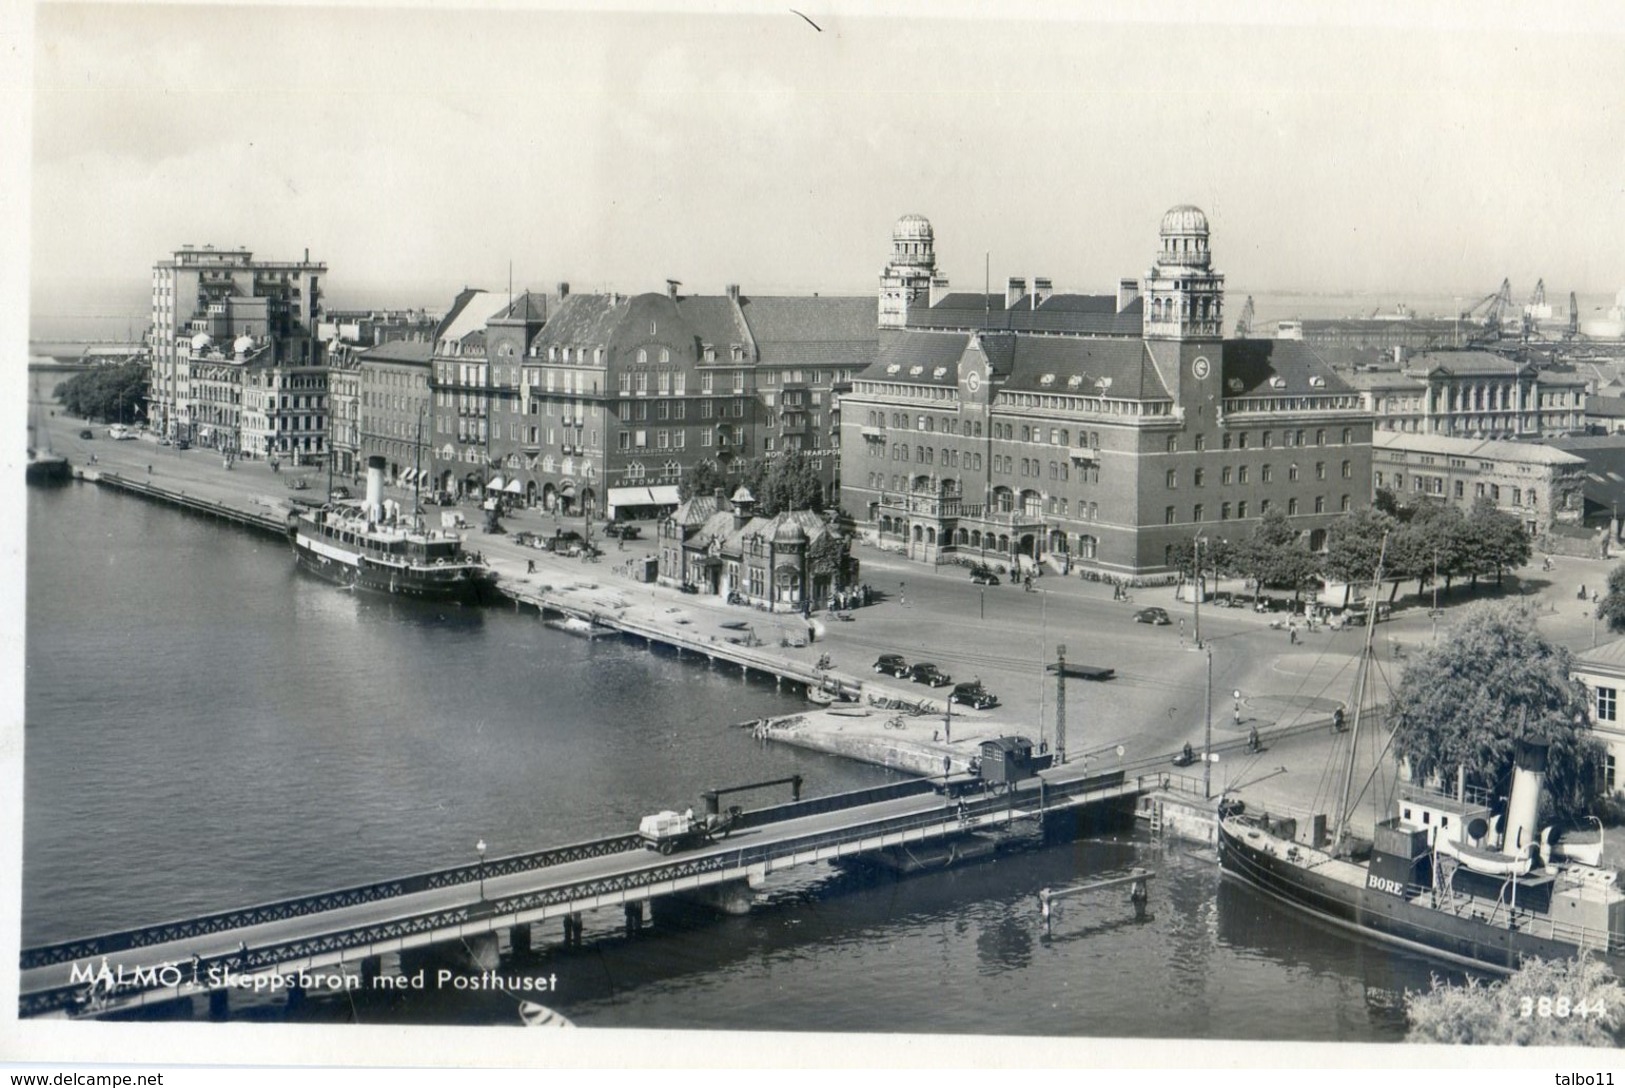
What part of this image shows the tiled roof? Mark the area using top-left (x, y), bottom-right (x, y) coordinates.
top-left (739, 296), bottom-right (878, 372)
top-left (1221, 339), bottom-right (1353, 395)
top-left (494, 291), bottom-right (549, 323)
top-left (358, 340), bottom-right (433, 365)
top-left (1372, 431), bottom-right (1586, 466)
top-left (861, 331), bottom-right (971, 386)
top-left (909, 292), bottom-right (1143, 337)
top-left (1587, 394), bottom-right (1625, 419)
top-left (1338, 369), bottom-right (1426, 392)
top-left (674, 295), bottom-right (752, 355)
top-left (1001, 338), bottom-right (1171, 400)
top-left (1410, 350), bottom-right (1531, 377)
top-left (670, 492), bottom-right (729, 527)
top-left (436, 289), bottom-right (510, 347)
top-left (529, 294), bottom-right (624, 349)
top-left (1574, 637), bottom-right (1625, 673)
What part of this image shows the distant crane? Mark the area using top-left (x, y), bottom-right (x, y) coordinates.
top-left (1522, 279), bottom-right (1548, 339)
top-left (1458, 278), bottom-right (1513, 346)
top-left (1233, 295), bottom-right (1255, 338)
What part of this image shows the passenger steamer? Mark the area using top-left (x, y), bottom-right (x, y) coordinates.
top-left (1218, 553), bottom-right (1625, 976)
top-left (289, 455), bottom-right (495, 603)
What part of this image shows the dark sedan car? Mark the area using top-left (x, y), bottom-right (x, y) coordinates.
top-left (873, 653), bottom-right (909, 677)
top-left (909, 662), bottom-right (952, 687)
top-left (951, 681), bottom-right (998, 709)
top-left (1133, 607), bottom-right (1172, 625)
top-left (970, 567), bottom-right (1000, 586)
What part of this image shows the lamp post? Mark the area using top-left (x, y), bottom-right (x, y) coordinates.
top-left (476, 838), bottom-right (488, 901)
top-left (1192, 532), bottom-right (1205, 649)
top-left (1203, 647), bottom-right (1213, 799)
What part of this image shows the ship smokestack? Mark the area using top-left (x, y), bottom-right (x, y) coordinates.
top-left (365, 455), bottom-right (386, 522)
top-left (1502, 739), bottom-right (1548, 860)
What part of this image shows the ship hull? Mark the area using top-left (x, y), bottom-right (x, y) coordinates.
top-left (1217, 818), bottom-right (1608, 977)
top-left (291, 532), bottom-right (494, 605)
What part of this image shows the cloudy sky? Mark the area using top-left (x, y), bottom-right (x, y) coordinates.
top-left (18, 1), bottom-right (1625, 316)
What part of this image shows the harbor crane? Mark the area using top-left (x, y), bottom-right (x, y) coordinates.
top-left (1522, 279), bottom-right (1548, 339)
top-left (1232, 295), bottom-right (1255, 338)
top-left (1458, 278), bottom-right (1512, 346)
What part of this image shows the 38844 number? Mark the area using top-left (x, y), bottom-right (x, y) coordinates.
top-left (1519, 995), bottom-right (1609, 1019)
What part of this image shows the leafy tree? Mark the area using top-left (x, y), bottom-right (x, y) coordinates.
top-left (807, 524), bottom-right (851, 584)
top-left (1389, 601), bottom-right (1604, 824)
top-left (1165, 536), bottom-right (1238, 585)
top-left (1323, 507), bottom-right (1397, 607)
top-left (1464, 496), bottom-right (1532, 587)
top-left (1597, 564), bottom-right (1625, 635)
top-left (758, 447), bottom-right (825, 516)
top-left (1389, 502), bottom-right (1470, 600)
top-left (54, 362), bottom-right (148, 424)
top-left (1234, 508), bottom-right (1317, 602)
top-left (1373, 486), bottom-right (1413, 522)
top-left (678, 459), bottom-right (726, 502)
top-left (1406, 956), bottom-right (1624, 1046)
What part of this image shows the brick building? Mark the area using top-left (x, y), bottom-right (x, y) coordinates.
top-left (1345, 351), bottom-right (1587, 439)
top-left (1370, 431), bottom-right (1587, 537)
top-left (839, 207), bottom-right (1373, 577)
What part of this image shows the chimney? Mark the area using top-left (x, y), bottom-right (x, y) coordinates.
top-left (928, 275), bottom-right (950, 307)
top-left (666, 279), bottom-right (680, 300)
top-left (1006, 277), bottom-right (1026, 309)
top-left (1033, 277), bottom-right (1053, 308)
top-left (364, 455), bottom-right (387, 522)
top-left (1117, 278), bottom-right (1141, 313)
top-left (726, 284), bottom-right (740, 302)
top-left (557, 282), bottom-right (570, 299)
top-left (1501, 740), bottom-right (1548, 861)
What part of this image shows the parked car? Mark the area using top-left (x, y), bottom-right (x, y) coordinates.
top-left (970, 567), bottom-right (1000, 586)
top-left (873, 653), bottom-right (909, 677)
top-left (1133, 607), bottom-right (1172, 626)
top-left (78, 429), bottom-right (94, 440)
top-left (604, 522), bottom-right (641, 540)
top-left (174, 439), bottom-right (190, 450)
top-left (549, 529), bottom-right (586, 555)
top-left (951, 681), bottom-right (999, 709)
top-left (909, 662), bottom-right (952, 687)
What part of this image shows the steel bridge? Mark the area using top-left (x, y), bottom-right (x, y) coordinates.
top-left (19, 763), bottom-right (1160, 1019)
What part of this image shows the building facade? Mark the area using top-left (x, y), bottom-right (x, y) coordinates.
top-left (1370, 431), bottom-right (1587, 537)
top-left (1348, 351), bottom-right (1587, 439)
top-left (150, 245), bottom-right (326, 444)
top-left (327, 341), bottom-right (362, 480)
top-left (358, 340), bottom-right (435, 486)
top-left (839, 207), bottom-right (1373, 577)
top-left (658, 488), bottom-right (853, 611)
top-left (1569, 639), bottom-right (1625, 795)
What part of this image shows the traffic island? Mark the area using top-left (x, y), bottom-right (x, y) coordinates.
top-left (752, 704), bottom-right (1016, 777)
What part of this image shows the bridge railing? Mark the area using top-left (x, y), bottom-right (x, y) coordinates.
top-left (19, 832), bottom-right (644, 972)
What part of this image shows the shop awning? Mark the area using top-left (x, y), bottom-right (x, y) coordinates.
top-left (609, 485), bottom-right (684, 508)
top-left (487, 475), bottom-right (506, 491)
top-left (560, 481), bottom-right (577, 497)
top-left (504, 479), bottom-right (525, 495)
top-left (401, 468), bottom-right (417, 484)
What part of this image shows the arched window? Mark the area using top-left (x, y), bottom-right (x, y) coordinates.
top-left (636, 349), bottom-right (648, 364)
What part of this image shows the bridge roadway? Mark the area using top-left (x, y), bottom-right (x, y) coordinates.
top-left (20, 761), bottom-right (1151, 1018)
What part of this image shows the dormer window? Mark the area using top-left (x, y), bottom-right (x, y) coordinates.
top-left (886, 364), bottom-right (901, 374)
top-left (932, 367), bottom-right (947, 379)
top-left (1039, 374), bottom-right (1056, 387)
top-left (1067, 375), bottom-right (1083, 389)
top-left (908, 365), bottom-right (924, 376)
top-left (1309, 376), bottom-right (1326, 387)
top-left (1269, 376), bottom-right (1287, 389)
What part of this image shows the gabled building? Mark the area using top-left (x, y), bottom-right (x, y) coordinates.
top-left (1569, 639), bottom-right (1625, 794)
top-left (657, 487), bottom-right (854, 611)
top-left (839, 206), bottom-right (1373, 577)
top-left (1349, 350), bottom-right (1587, 439)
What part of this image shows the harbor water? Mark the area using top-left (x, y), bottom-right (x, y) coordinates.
top-left (22, 482), bottom-right (1461, 1040)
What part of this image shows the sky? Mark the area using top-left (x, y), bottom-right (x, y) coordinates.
top-left (16, 1), bottom-right (1625, 318)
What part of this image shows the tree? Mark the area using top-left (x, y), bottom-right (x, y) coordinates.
top-left (1406, 956), bottom-right (1624, 1046)
top-left (1390, 502), bottom-right (1470, 600)
top-left (1234, 508), bottom-right (1317, 602)
top-left (54, 362), bottom-right (148, 425)
top-left (1389, 601), bottom-right (1604, 824)
top-left (1323, 507), bottom-right (1397, 607)
top-left (1464, 496), bottom-right (1532, 587)
top-left (758, 447), bottom-right (824, 516)
top-left (1597, 564), bottom-right (1625, 635)
top-left (677, 459), bottom-right (725, 502)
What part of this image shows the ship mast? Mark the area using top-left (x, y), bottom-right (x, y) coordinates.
top-left (413, 406), bottom-right (425, 530)
top-left (1332, 533), bottom-right (1388, 856)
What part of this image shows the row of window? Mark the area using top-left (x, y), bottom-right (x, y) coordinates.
top-left (1168, 461), bottom-right (1351, 488)
top-left (1164, 495), bottom-right (1349, 523)
top-left (1374, 471), bottom-right (1541, 507)
top-left (1167, 427), bottom-right (1355, 453)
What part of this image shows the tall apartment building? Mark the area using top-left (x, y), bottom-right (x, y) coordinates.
top-left (839, 207), bottom-right (1373, 577)
top-left (150, 245), bottom-right (327, 456)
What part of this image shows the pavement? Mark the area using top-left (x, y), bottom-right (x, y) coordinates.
top-left (37, 403), bottom-right (1625, 837)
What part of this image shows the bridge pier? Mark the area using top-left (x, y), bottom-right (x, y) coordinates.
top-left (208, 988), bottom-right (230, 1022)
top-left (465, 931), bottom-right (500, 970)
top-left (561, 912), bottom-right (585, 948)
top-left (661, 873), bottom-right (762, 918)
top-left (623, 901), bottom-right (644, 936)
top-left (509, 923), bottom-right (532, 957)
top-left (359, 955), bottom-right (382, 988)
top-left (285, 981), bottom-right (305, 1013)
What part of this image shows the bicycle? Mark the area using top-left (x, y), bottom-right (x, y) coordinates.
top-left (884, 715), bottom-right (907, 730)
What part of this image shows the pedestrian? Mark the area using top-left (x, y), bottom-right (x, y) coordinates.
top-left (527, 559), bottom-right (536, 573)
top-left (1288, 624), bottom-right (1298, 645)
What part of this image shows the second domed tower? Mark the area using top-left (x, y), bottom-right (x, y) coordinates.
top-left (1142, 204), bottom-right (1224, 341)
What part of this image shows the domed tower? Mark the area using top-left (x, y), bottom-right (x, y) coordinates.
top-left (879, 214), bottom-right (947, 330)
top-left (1142, 205), bottom-right (1225, 341)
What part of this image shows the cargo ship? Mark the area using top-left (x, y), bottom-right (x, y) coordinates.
top-left (288, 455), bottom-right (495, 603)
top-left (1218, 553), bottom-right (1625, 975)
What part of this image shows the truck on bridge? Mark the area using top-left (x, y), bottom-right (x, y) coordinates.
top-left (637, 805), bottom-right (742, 854)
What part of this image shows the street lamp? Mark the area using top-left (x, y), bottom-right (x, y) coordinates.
top-left (476, 838), bottom-right (488, 900)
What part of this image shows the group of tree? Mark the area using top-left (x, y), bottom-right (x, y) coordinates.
top-left (677, 449), bottom-right (827, 518)
top-left (1389, 600), bottom-right (1605, 825)
top-left (1169, 496), bottom-right (1531, 608)
top-left (1405, 955), bottom-right (1623, 1046)
top-left (1593, 563), bottom-right (1625, 635)
top-left (53, 362), bottom-right (148, 426)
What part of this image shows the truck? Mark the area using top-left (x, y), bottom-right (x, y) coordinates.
top-left (637, 805), bottom-right (742, 854)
